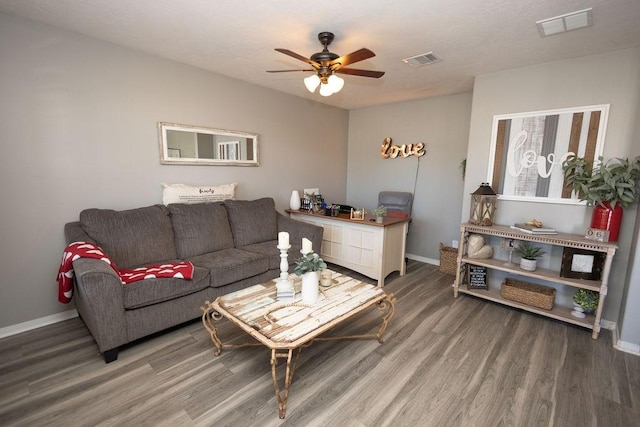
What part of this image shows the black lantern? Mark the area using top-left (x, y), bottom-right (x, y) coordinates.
top-left (469, 183), bottom-right (497, 226)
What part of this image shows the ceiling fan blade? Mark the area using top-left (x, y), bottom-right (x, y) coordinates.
top-left (275, 48), bottom-right (321, 67)
top-left (335, 68), bottom-right (385, 78)
top-left (332, 48), bottom-right (375, 68)
top-left (266, 69), bottom-right (315, 73)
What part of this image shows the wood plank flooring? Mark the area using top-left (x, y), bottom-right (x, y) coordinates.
top-left (1, 261), bottom-right (639, 426)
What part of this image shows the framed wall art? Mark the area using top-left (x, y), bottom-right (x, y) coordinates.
top-left (486, 104), bottom-right (609, 204)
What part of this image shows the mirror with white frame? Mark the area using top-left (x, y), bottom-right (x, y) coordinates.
top-left (158, 122), bottom-right (259, 166)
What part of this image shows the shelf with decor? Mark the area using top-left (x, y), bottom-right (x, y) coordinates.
top-left (453, 223), bottom-right (618, 339)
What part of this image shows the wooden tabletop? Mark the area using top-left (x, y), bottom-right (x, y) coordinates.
top-left (212, 270), bottom-right (387, 349)
top-left (286, 209), bottom-right (411, 227)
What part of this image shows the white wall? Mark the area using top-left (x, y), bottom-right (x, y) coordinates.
top-left (346, 93), bottom-right (473, 261)
top-left (0, 13), bottom-right (349, 329)
top-left (618, 203), bottom-right (640, 352)
top-left (464, 47), bottom-right (640, 327)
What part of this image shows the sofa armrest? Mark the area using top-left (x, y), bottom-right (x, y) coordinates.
top-left (71, 258), bottom-right (127, 353)
top-left (277, 213), bottom-right (323, 254)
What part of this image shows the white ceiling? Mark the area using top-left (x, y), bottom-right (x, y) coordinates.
top-left (2, 0), bottom-right (639, 110)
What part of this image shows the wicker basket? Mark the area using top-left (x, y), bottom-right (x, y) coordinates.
top-left (439, 243), bottom-right (458, 275)
top-left (500, 278), bottom-right (556, 310)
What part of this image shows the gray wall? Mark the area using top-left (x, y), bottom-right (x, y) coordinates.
top-left (0, 13), bottom-right (349, 329)
top-left (464, 48), bottom-right (640, 336)
top-left (346, 93), bottom-right (473, 261)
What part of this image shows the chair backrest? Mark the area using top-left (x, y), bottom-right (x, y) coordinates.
top-left (378, 191), bottom-right (413, 217)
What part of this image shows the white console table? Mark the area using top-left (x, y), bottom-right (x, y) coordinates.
top-left (287, 210), bottom-right (410, 286)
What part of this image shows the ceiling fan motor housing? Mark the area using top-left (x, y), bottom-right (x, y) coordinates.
top-left (311, 32), bottom-right (339, 64)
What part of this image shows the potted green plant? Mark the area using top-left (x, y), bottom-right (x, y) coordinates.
top-left (373, 205), bottom-right (387, 223)
top-left (572, 289), bottom-right (599, 314)
top-left (294, 251), bottom-right (327, 303)
top-left (562, 155), bottom-right (640, 242)
top-left (514, 241), bottom-right (545, 271)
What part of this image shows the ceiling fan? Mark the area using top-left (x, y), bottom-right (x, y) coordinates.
top-left (267, 32), bottom-right (385, 96)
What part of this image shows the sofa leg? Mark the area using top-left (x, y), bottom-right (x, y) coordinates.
top-left (103, 348), bottom-right (118, 363)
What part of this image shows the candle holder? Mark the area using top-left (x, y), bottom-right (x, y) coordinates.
top-left (500, 238), bottom-right (516, 267)
top-left (276, 244), bottom-right (295, 300)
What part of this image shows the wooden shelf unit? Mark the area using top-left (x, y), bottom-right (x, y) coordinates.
top-left (453, 223), bottom-right (617, 339)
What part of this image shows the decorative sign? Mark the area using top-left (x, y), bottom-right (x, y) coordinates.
top-left (486, 104), bottom-right (609, 204)
top-left (467, 265), bottom-right (488, 289)
top-left (585, 227), bottom-right (609, 242)
top-left (381, 137), bottom-right (426, 159)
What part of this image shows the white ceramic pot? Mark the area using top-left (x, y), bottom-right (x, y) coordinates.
top-left (519, 258), bottom-right (537, 271)
top-left (289, 190), bottom-right (301, 210)
top-left (301, 271), bottom-right (319, 303)
top-left (376, 216), bottom-right (384, 224)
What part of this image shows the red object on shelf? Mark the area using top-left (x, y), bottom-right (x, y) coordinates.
top-left (590, 202), bottom-right (623, 242)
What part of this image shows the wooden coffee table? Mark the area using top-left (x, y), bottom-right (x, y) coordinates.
top-left (200, 270), bottom-right (396, 418)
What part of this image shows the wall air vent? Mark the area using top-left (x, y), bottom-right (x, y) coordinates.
top-left (536, 8), bottom-right (593, 37)
top-left (402, 51), bottom-right (442, 68)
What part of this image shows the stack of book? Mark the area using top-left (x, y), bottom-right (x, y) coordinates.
top-left (276, 280), bottom-right (296, 300)
top-left (510, 223), bottom-right (558, 235)
top-left (276, 289), bottom-right (295, 300)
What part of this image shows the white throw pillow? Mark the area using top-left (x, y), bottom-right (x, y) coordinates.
top-left (161, 183), bottom-right (237, 205)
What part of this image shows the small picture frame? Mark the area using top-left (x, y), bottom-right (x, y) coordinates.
top-left (350, 208), bottom-right (365, 221)
top-left (560, 247), bottom-right (605, 281)
top-left (467, 265), bottom-right (488, 289)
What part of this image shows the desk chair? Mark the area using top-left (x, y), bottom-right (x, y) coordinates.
top-left (378, 191), bottom-right (413, 217)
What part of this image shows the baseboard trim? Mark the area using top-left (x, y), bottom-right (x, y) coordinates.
top-left (407, 253), bottom-right (439, 266)
top-left (0, 309), bottom-right (78, 339)
top-left (609, 322), bottom-right (640, 356)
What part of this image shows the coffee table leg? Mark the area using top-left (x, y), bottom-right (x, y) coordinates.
top-left (200, 301), bottom-right (223, 356)
top-left (375, 293), bottom-right (397, 343)
top-left (271, 347), bottom-right (302, 419)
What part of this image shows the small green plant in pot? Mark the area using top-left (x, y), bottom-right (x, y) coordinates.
top-left (294, 251), bottom-right (327, 304)
top-left (373, 205), bottom-right (387, 223)
top-left (515, 241), bottom-right (545, 272)
top-left (573, 289), bottom-right (599, 314)
top-left (293, 252), bottom-right (327, 276)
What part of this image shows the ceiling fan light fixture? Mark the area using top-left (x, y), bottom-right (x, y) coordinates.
top-left (327, 74), bottom-right (344, 93)
top-left (319, 83), bottom-right (334, 97)
top-left (304, 74), bottom-right (321, 92)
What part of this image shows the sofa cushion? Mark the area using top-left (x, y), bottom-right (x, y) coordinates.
top-left (168, 202), bottom-right (235, 259)
top-left (241, 240), bottom-right (282, 270)
top-left (80, 205), bottom-right (178, 269)
top-left (123, 265), bottom-right (211, 309)
top-left (224, 198), bottom-right (278, 247)
top-left (188, 248), bottom-right (270, 288)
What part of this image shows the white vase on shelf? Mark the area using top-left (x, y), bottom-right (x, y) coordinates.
top-left (301, 271), bottom-right (319, 303)
top-left (289, 190), bottom-right (301, 210)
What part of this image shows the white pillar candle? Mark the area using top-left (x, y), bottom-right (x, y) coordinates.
top-left (278, 231), bottom-right (289, 247)
top-left (302, 237), bottom-right (313, 254)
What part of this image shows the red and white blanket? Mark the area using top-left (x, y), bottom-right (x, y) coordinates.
top-left (57, 242), bottom-right (194, 303)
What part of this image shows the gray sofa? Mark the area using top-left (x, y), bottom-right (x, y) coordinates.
top-left (64, 197), bottom-right (322, 363)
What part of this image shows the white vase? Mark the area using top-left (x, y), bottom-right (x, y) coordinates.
top-left (289, 190), bottom-right (301, 210)
top-left (519, 258), bottom-right (537, 271)
top-left (571, 302), bottom-right (586, 319)
top-left (376, 216), bottom-right (383, 223)
top-left (301, 271), bottom-right (319, 303)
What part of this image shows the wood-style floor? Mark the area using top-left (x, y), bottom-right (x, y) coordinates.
top-left (1, 261), bottom-right (638, 426)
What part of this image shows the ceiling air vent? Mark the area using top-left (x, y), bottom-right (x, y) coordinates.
top-left (402, 51), bottom-right (442, 68)
top-left (536, 8), bottom-right (593, 37)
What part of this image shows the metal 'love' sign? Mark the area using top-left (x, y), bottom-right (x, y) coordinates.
top-left (380, 137), bottom-right (426, 159)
